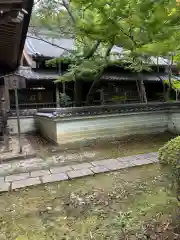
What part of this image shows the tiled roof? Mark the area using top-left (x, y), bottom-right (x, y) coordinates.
top-left (101, 73), bottom-right (168, 81)
top-left (25, 33), bottom-right (172, 66)
top-left (14, 67), bottom-right (59, 80)
top-left (25, 35), bottom-right (75, 58)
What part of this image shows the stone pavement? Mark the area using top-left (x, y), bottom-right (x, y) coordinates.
top-left (0, 152), bottom-right (158, 193)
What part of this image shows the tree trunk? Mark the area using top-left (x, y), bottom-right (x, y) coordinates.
top-left (86, 75), bottom-right (100, 105)
top-left (167, 55), bottom-right (174, 100)
top-left (136, 80), bottom-right (142, 103)
top-left (140, 80), bottom-right (147, 103)
top-left (56, 83), bottom-right (60, 108)
top-left (85, 44), bottom-right (113, 105)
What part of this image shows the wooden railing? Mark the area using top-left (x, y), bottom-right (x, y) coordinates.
top-left (10, 102), bottom-right (57, 110)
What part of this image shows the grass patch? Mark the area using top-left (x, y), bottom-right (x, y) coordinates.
top-left (0, 164), bottom-right (179, 239)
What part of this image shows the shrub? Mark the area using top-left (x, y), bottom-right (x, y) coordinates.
top-left (159, 136), bottom-right (180, 199)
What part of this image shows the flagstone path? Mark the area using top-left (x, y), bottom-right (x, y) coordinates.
top-left (0, 152), bottom-right (158, 193)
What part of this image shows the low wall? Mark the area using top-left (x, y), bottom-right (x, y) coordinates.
top-left (8, 117), bottom-right (36, 134)
top-left (36, 108), bottom-right (178, 147)
top-left (36, 116), bottom-right (57, 142)
top-left (8, 102), bottom-right (180, 145)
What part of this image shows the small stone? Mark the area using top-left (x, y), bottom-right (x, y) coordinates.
top-left (50, 166), bottom-right (72, 174)
top-left (90, 166), bottom-right (109, 174)
top-left (0, 182), bottom-right (10, 192)
top-left (71, 163), bottom-right (92, 170)
top-left (12, 177), bottom-right (41, 190)
top-left (47, 206), bottom-right (52, 210)
top-left (41, 173), bottom-right (68, 183)
top-left (6, 173), bottom-right (29, 182)
top-left (67, 169), bottom-right (94, 179)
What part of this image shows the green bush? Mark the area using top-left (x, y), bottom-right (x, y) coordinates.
top-left (158, 136), bottom-right (180, 166)
top-left (159, 136), bottom-right (180, 199)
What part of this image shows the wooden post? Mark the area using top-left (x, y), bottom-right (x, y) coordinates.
top-left (62, 82), bottom-right (65, 93)
top-left (74, 80), bottom-right (82, 106)
top-left (1, 97), bottom-right (9, 151)
top-left (100, 89), bottom-right (104, 105)
top-left (4, 80), bottom-right (10, 111)
top-left (56, 83), bottom-right (60, 108)
top-left (15, 88), bottom-right (22, 153)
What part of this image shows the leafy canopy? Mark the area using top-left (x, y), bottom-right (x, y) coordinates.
top-left (33, 0), bottom-right (180, 82)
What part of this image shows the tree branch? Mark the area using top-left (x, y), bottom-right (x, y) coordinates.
top-left (61, 0), bottom-right (76, 24)
top-left (84, 40), bottom-right (101, 59)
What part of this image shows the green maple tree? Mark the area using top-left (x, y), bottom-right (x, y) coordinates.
top-left (32, 0), bottom-right (180, 104)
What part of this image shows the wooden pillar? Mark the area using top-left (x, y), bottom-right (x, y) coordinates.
top-left (15, 88), bottom-right (22, 153)
top-left (74, 80), bottom-right (82, 106)
top-left (55, 83), bottom-right (60, 108)
top-left (4, 78), bottom-right (10, 111)
top-left (100, 89), bottom-right (104, 105)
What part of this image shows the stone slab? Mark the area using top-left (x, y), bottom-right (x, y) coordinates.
top-left (149, 157), bottom-right (158, 163)
top-left (11, 177), bottom-right (41, 190)
top-left (6, 173), bottom-right (29, 182)
top-left (30, 170), bottom-right (51, 177)
top-left (91, 159), bottom-right (119, 167)
top-left (105, 162), bottom-right (128, 171)
top-left (71, 163), bottom-right (92, 170)
top-left (150, 152), bottom-right (158, 157)
top-left (50, 166), bottom-right (72, 174)
top-left (67, 169), bottom-right (94, 179)
top-left (117, 156), bottom-right (136, 163)
top-left (41, 173), bottom-right (68, 183)
top-left (131, 158), bottom-right (153, 166)
top-left (90, 166), bottom-right (109, 174)
top-left (0, 182), bottom-right (10, 192)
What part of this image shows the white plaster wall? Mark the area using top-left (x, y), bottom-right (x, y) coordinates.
top-left (54, 111), bottom-right (169, 145)
top-left (37, 117), bottom-right (57, 143)
top-left (35, 110), bottom-right (180, 147)
top-left (8, 117), bottom-right (36, 134)
top-left (168, 111), bottom-right (180, 133)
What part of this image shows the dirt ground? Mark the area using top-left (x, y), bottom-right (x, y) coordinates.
top-left (0, 164), bottom-right (179, 240)
top-left (26, 131), bottom-right (176, 166)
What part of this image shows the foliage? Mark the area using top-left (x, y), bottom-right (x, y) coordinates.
top-left (32, 0), bottom-right (180, 104)
top-left (158, 136), bottom-right (180, 199)
top-left (54, 57), bottom-right (109, 82)
top-left (158, 136), bottom-right (180, 165)
top-left (33, 0), bottom-right (180, 77)
top-left (164, 78), bottom-right (180, 91)
top-left (59, 92), bottom-right (71, 107)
